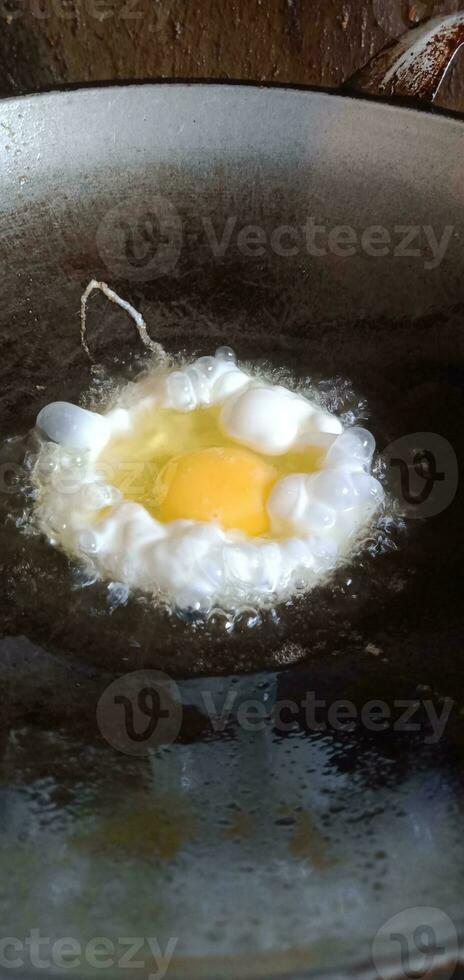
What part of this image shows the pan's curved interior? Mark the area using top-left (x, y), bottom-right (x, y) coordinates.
top-left (1, 85), bottom-right (464, 978)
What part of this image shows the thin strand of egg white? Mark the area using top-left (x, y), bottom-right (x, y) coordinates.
top-left (80, 279), bottom-right (166, 362)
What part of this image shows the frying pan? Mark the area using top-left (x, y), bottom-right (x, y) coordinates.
top-left (1, 13), bottom-right (464, 980)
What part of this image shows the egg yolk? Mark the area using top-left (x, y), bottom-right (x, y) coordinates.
top-left (98, 405), bottom-right (323, 536)
top-left (154, 447), bottom-right (278, 536)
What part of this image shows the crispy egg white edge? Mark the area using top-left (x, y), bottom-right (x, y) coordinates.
top-left (33, 352), bottom-right (383, 610)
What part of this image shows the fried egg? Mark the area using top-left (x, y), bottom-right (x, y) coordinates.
top-left (32, 346), bottom-right (383, 614)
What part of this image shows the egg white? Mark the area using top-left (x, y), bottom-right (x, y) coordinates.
top-left (33, 349), bottom-right (383, 613)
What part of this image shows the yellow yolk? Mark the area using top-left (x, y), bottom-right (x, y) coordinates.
top-left (154, 447), bottom-right (278, 536)
top-left (98, 405), bottom-right (324, 534)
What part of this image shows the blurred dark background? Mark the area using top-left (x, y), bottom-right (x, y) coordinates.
top-left (1, 0), bottom-right (464, 111)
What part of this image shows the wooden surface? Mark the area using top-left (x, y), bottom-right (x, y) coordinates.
top-left (1, 0), bottom-right (464, 108)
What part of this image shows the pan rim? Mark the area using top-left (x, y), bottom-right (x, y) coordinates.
top-left (1, 78), bottom-right (464, 131)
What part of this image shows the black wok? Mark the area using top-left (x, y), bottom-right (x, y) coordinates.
top-left (1, 17), bottom-right (464, 979)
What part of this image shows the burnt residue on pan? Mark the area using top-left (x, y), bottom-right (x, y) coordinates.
top-left (349, 11), bottom-right (464, 102)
